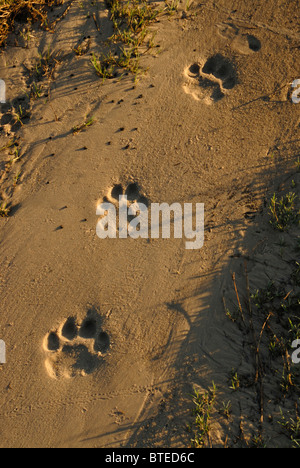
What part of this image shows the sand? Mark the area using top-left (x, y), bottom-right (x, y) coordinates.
top-left (0, 0), bottom-right (299, 448)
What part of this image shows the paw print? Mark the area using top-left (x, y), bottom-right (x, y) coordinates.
top-left (216, 22), bottom-right (261, 55)
top-left (183, 54), bottom-right (237, 104)
top-left (106, 182), bottom-right (148, 206)
top-left (98, 182), bottom-right (149, 235)
top-left (44, 311), bottom-right (110, 379)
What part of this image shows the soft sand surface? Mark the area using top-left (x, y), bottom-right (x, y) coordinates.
top-left (0, 0), bottom-right (299, 447)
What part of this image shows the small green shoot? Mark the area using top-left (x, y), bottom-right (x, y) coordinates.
top-left (0, 202), bottom-right (10, 218)
top-left (269, 192), bottom-right (300, 231)
top-left (72, 117), bottom-right (95, 135)
top-left (190, 383), bottom-right (217, 448)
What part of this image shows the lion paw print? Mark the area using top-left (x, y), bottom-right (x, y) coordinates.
top-left (44, 312), bottom-right (110, 379)
top-left (104, 182), bottom-right (148, 206)
top-left (183, 54), bottom-right (237, 104)
top-left (100, 182), bottom-right (149, 229)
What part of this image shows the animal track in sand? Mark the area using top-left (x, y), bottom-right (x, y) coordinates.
top-left (217, 22), bottom-right (262, 54)
top-left (0, 95), bottom-right (31, 134)
top-left (44, 311), bottom-right (110, 379)
top-left (183, 54), bottom-right (237, 104)
top-left (100, 181), bottom-right (149, 228)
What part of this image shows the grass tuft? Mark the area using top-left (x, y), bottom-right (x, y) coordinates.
top-left (91, 0), bottom-right (178, 83)
top-left (0, 0), bottom-right (63, 47)
top-left (72, 117), bottom-right (95, 135)
top-left (0, 202), bottom-right (10, 217)
top-left (269, 192), bottom-right (300, 231)
top-left (189, 383), bottom-right (217, 448)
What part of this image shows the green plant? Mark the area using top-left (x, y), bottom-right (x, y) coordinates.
top-left (22, 46), bottom-right (60, 93)
top-left (185, 0), bottom-right (193, 11)
top-left (9, 145), bottom-right (22, 165)
top-left (0, 202), bottom-right (10, 217)
top-left (72, 117), bottom-right (95, 135)
top-left (220, 401), bottom-right (232, 419)
top-left (164, 0), bottom-right (180, 15)
top-left (288, 317), bottom-right (300, 342)
top-left (109, 0), bottom-right (160, 39)
top-left (91, 52), bottom-right (116, 81)
top-left (91, 1), bottom-right (172, 83)
top-left (225, 308), bottom-right (237, 322)
top-left (91, 48), bottom-right (142, 83)
top-left (229, 370), bottom-right (240, 391)
top-left (30, 82), bottom-right (43, 99)
top-left (280, 368), bottom-right (294, 395)
top-left (19, 24), bottom-right (34, 47)
top-left (0, 138), bottom-right (18, 152)
top-left (251, 282), bottom-right (277, 311)
top-left (190, 383), bottom-right (217, 448)
top-left (73, 39), bottom-right (91, 56)
top-left (269, 335), bottom-right (283, 358)
top-left (251, 434), bottom-right (266, 448)
top-left (12, 104), bottom-right (30, 126)
top-left (269, 192), bottom-right (300, 231)
top-left (279, 409), bottom-right (300, 447)
top-left (13, 170), bottom-right (21, 186)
